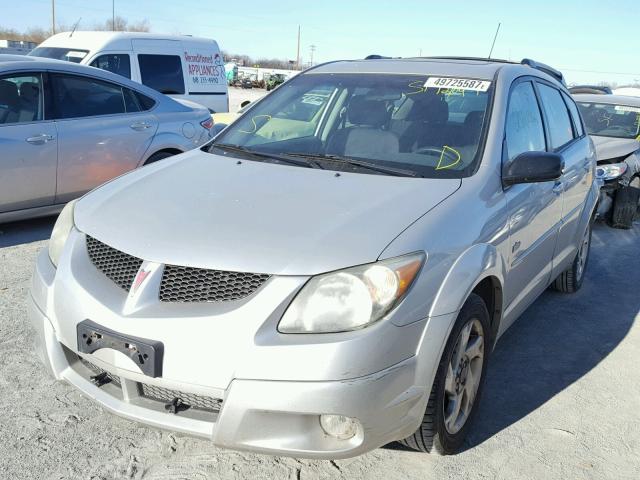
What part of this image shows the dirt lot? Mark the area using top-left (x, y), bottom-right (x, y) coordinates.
top-left (228, 86), bottom-right (267, 112)
top-left (0, 216), bottom-right (639, 480)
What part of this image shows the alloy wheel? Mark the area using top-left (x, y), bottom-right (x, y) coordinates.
top-left (443, 318), bottom-right (485, 435)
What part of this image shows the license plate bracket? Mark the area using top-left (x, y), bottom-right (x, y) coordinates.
top-left (77, 319), bottom-right (163, 378)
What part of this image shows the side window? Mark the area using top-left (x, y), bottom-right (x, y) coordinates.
top-left (137, 54), bottom-right (185, 94)
top-left (90, 54), bottom-right (131, 79)
top-left (0, 73), bottom-right (43, 125)
top-left (121, 88), bottom-right (156, 112)
top-left (537, 83), bottom-right (574, 148)
top-left (505, 81), bottom-right (546, 161)
top-left (562, 92), bottom-right (584, 137)
top-left (52, 74), bottom-right (126, 119)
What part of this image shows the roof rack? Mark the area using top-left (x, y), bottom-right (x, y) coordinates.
top-left (417, 56), bottom-right (516, 64)
top-left (521, 58), bottom-right (565, 85)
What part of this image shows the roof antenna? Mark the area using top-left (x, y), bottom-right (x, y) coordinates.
top-left (487, 22), bottom-right (501, 59)
top-left (69, 18), bottom-right (82, 37)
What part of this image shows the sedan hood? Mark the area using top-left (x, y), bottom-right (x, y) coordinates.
top-left (591, 135), bottom-right (640, 162)
top-left (75, 151), bottom-right (460, 275)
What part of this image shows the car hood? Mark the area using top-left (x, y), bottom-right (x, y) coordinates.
top-left (591, 135), bottom-right (640, 162)
top-left (75, 150), bottom-right (460, 275)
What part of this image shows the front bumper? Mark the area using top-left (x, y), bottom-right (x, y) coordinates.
top-left (27, 246), bottom-right (442, 458)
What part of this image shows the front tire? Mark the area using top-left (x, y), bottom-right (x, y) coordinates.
top-left (400, 293), bottom-right (490, 454)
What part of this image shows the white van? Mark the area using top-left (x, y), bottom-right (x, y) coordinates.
top-left (30, 32), bottom-right (229, 113)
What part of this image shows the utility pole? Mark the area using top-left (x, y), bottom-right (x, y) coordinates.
top-left (296, 25), bottom-right (301, 70)
top-left (309, 44), bottom-right (316, 67)
top-left (112, 0), bottom-right (115, 31)
top-left (51, 0), bottom-right (56, 34)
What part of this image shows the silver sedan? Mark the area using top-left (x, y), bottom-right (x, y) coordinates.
top-left (0, 54), bottom-right (213, 223)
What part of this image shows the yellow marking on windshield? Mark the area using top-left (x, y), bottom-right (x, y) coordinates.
top-left (435, 146), bottom-right (462, 170)
top-left (405, 79), bottom-right (428, 95)
top-left (239, 114), bottom-right (272, 134)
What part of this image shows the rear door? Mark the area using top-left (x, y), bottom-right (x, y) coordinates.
top-left (0, 72), bottom-right (58, 213)
top-left (50, 72), bottom-right (158, 203)
top-left (502, 79), bottom-right (563, 323)
top-left (535, 85), bottom-right (593, 275)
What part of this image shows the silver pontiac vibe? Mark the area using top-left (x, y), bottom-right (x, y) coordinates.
top-left (28, 57), bottom-right (598, 458)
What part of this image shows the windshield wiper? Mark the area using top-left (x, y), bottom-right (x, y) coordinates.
top-left (211, 143), bottom-right (321, 169)
top-left (283, 152), bottom-right (419, 177)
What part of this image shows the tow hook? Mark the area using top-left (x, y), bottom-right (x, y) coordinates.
top-left (165, 397), bottom-right (189, 414)
top-left (90, 371), bottom-right (111, 387)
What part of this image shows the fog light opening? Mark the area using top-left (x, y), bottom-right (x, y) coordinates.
top-left (319, 414), bottom-right (359, 440)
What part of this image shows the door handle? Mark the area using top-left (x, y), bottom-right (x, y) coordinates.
top-left (552, 181), bottom-right (563, 195)
top-left (26, 134), bottom-right (55, 145)
top-left (130, 121), bottom-right (152, 131)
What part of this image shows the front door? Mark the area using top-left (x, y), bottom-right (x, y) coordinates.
top-left (502, 79), bottom-right (563, 327)
top-left (0, 72), bottom-right (57, 213)
top-left (50, 72), bottom-right (157, 204)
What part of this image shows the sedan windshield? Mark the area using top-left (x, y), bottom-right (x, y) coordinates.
top-left (211, 73), bottom-right (493, 178)
top-left (29, 47), bottom-right (89, 63)
top-left (577, 101), bottom-right (640, 139)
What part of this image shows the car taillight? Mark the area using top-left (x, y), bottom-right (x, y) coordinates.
top-left (200, 117), bottom-right (214, 130)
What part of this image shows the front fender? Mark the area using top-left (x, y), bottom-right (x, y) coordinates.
top-left (428, 243), bottom-right (506, 319)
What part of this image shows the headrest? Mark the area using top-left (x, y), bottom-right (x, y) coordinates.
top-left (0, 80), bottom-right (19, 107)
top-left (20, 82), bottom-right (40, 101)
top-left (407, 94), bottom-right (449, 124)
top-left (464, 111), bottom-right (484, 128)
top-left (347, 96), bottom-right (390, 127)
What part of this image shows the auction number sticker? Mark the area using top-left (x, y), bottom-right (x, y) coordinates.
top-left (614, 105), bottom-right (640, 114)
top-left (425, 77), bottom-right (491, 92)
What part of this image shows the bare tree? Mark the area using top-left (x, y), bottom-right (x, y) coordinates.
top-left (93, 15), bottom-right (150, 32)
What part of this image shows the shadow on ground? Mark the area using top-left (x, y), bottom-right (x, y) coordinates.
top-left (0, 216), bottom-right (56, 248)
top-left (386, 222), bottom-right (639, 452)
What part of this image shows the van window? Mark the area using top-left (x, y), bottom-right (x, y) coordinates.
top-left (138, 54), bottom-right (185, 94)
top-left (51, 74), bottom-right (126, 119)
top-left (537, 83), bottom-right (574, 149)
top-left (29, 47), bottom-right (88, 63)
top-left (90, 54), bottom-right (131, 79)
top-left (505, 81), bottom-right (546, 161)
top-left (0, 74), bottom-right (44, 124)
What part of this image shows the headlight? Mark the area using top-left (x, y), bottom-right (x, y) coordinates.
top-left (596, 162), bottom-right (628, 181)
top-left (278, 252), bottom-right (425, 333)
top-left (48, 200), bottom-right (77, 267)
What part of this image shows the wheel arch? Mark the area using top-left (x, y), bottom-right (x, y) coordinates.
top-left (142, 147), bottom-right (184, 165)
top-left (427, 243), bottom-right (506, 347)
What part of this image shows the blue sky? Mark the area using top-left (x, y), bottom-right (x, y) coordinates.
top-left (2, 0), bottom-right (639, 85)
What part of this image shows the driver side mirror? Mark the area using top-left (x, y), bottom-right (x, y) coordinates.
top-left (502, 151), bottom-right (564, 187)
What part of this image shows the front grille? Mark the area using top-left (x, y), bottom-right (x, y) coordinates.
top-left (159, 265), bottom-right (269, 302)
top-left (85, 235), bottom-right (269, 302)
top-left (80, 357), bottom-right (122, 388)
top-left (86, 236), bottom-right (143, 291)
top-left (141, 383), bottom-right (223, 413)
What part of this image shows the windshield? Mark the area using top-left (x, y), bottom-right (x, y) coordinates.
top-left (29, 47), bottom-right (89, 63)
top-left (577, 101), bottom-right (640, 140)
top-left (211, 73), bottom-right (493, 178)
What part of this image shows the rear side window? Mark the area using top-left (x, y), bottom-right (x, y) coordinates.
top-left (52, 74), bottom-right (125, 119)
top-left (138, 54), bottom-right (185, 94)
top-left (537, 83), bottom-right (574, 149)
top-left (122, 88), bottom-right (156, 112)
top-left (0, 73), bottom-right (44, 124)
top-left (505, 81), bottom-right (546, 161)
top-left (562, 92), bottom-right (584, 137)
top-left (90, 54), bottom-right (131, 79)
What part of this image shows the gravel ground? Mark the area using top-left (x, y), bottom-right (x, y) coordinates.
top-left (228, 86), bottom-right (267, 112)
top-left (1, 217), bottom-right (639, 480)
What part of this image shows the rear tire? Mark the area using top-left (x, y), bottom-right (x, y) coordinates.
top-left (399, 293), bottom-right (490, 454)
top-left (145, 151), bottom-right (177, 165)
top-left (552, 220), bottom-right (591, 293)
top-left (609, 181), bottom-right (640, 229)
